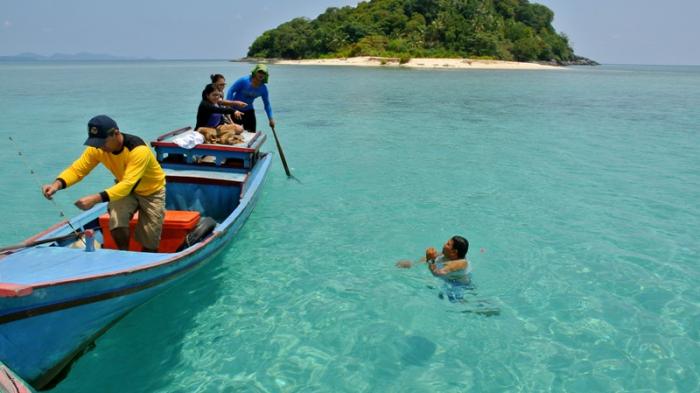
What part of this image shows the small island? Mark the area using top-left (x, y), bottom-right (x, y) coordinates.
top-left (245, 0), bottom-right (596, 70)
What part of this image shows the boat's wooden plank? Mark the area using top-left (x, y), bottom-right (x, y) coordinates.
top-left (0, 247), bottom-right (172, 285)
top-left (163, 168), bottom-right (247, 183)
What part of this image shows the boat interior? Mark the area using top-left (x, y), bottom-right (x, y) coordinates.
top-left (29, 170), bottom-right (246, 255)
top-left (2, 129), bottom-right (265, 257)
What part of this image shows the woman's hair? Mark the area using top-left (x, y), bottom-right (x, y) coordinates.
top-left (450, 236), bottom-right (469, 258)
top-left (201, 83), bottom-right (217, 100)
top-left (210, 74), bottom-right (225, 83)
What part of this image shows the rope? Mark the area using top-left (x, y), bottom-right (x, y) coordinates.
top-left (8, 137), bottom-right (85, 245)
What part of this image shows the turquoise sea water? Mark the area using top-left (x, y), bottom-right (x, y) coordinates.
top-left (0, 61), bottom-right (699, 392)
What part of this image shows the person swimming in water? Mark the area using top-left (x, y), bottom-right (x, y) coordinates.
top-left (425, 236), bottom-right (470, 282)
top-left (397, 235), bottom-right (472, 302)
top-left (397, 236), bottom-right (499, 314)
top-left (426, 235), bottom-right (472, 301)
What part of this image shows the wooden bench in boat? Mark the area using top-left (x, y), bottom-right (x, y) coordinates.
top-left (163, 168), bottom-right (247, 185)
top-left (151, 127), bottom-right (266, 169)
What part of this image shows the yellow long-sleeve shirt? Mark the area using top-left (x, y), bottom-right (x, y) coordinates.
top-left (57, 133), bottom-right (165, 202)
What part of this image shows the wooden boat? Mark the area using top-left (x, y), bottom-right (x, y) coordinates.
top-left (0, 128), bottom-right (271, 389)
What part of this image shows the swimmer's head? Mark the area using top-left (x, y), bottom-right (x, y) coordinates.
top-left (444, 235), bottom-right (468, 259)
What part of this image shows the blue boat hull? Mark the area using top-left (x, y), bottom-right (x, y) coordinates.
top-left (0, 150), bottom-right (271, 389)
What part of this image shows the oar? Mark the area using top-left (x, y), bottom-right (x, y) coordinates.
top-left (269, 126), bottom-right (300, 182)
top-left (0, 231), bottom-right (82, 253)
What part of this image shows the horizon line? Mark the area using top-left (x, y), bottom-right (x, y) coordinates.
top-left (0, 54), bottom-right (698, 67)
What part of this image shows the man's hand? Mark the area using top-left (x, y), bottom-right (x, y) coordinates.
top-left (234, 111), bottom-right (243, 120)
top-left (42, 181), bottom-right (61, 200)
top-left (74, 194), bottom-right (102, 211)
top-left (425, 247), bottom-right (438, 262)
top-left (232, 100), bottom-right (247, 109)
top-left (395, 259), bottom-right (413, 269)
top-left (269, 118), bottom-right (276, 128)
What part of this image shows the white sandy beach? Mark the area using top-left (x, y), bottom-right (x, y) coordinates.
top-left (270, 56), bottom-right (562, 70)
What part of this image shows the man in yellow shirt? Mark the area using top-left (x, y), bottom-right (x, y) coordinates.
top-left (42, 115), bottom-right (166, 252)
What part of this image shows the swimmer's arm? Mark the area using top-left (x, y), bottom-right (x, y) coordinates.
top-left (430, 259), bottom-right (468, 276)
top-left (395, 249), bottom-right (442, 269)
top-left (395, 256), bottom-right (436, 269)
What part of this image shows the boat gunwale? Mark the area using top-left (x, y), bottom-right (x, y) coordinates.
top-left (18, 220), bottom-right (69, 248)
top-left (22, 230), bottom-right (219, 292)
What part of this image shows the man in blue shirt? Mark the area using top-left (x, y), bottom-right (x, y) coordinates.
top-left (225, 64), bottom-right (275, 132)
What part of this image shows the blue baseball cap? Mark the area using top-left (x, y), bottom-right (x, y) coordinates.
top-left (84, 115), bottom-right (118, 148)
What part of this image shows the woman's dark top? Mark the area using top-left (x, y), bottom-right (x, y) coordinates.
top-left (195, 100), bottom-right (239, 129)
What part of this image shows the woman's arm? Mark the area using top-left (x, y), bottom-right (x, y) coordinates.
top-left (218, 99), bottom-right (247, 109)
top-left (200, 101), bottom-right (240, 115)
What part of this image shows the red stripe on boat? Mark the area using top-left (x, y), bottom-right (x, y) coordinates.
top-left (0, 283), bottom-right (33, 298)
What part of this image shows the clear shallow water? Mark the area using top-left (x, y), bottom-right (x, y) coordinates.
top-left (0, 61), bottom-right (699, 392)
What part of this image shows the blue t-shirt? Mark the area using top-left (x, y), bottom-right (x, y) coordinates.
top-left (225, 76), bottom-right (273, 119)
top-left (207, 112), bottom-right (223, 127)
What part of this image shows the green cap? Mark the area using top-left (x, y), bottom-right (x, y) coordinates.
top-left (251, 64), bottom-right (269, 83)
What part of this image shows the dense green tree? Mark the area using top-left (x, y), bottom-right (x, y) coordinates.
top-left (247, 0), bottom-right (579, 63)
top-left (516, 3), bottom-right (554, 31)
top-left (494, 0), bottom-right (521, 18)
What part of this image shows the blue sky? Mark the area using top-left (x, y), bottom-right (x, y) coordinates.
top-left (1, 0), bottom-right (698, 65)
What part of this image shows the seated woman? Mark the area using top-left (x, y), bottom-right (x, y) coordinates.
top-left (196, 83), bottom-right (245, 131)
top-left (210, 74), bottom-right (247, 124)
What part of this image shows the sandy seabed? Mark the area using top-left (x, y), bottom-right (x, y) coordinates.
top-left (268, 56), bottom-right (562, 70)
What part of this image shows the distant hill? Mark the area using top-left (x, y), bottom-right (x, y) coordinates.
top-left (0, 52), bottom-right (151, 61)
top-left (248, 0), bottom-right (596, 65)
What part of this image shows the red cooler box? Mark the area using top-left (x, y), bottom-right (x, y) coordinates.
top-left (99, 210), bottom-right (201, 252)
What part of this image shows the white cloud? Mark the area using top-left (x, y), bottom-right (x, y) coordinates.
top-left (3, 20), bottom-right (11, 29)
